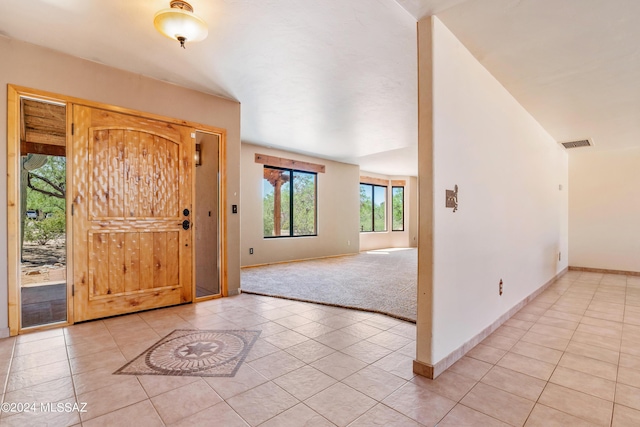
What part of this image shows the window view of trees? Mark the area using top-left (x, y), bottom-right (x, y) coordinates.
top-left (263, 169), bottom-right (290, 236)
top-left (24, 156), bottom-right (66, 245)
top-left (360, 183), bottom-right (387, 232)
top-left (359, 185), bottom-right (373, 232)
top-left (392, 186), bottom-right (404, 231)
top-left (292, 171), bottom-right (316, 235)
top-left (263, 167), bottom-right (316, 237)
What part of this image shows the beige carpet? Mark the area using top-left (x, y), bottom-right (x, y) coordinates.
top-left (240, 248), bottom-right (417, 322)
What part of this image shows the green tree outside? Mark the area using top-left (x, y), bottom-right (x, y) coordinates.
top-left (26, 156), bottom-right (66, 214)
top-left (392, 187), bottom-right (404, 230)
top-left (360, 185), bottom-right (373, 232)
top-left (360, 184), bottom-right (386, 232)
top-left (24, 212), bottom-right (65, 245)
top-left (263, 185), bottom-right (275, 236)
top-left (292, 172), bottom-right (315, 235)
top-left (23, 156), bottom-right (66, 245)
top-left (263, 169), bottom-right (315, 237)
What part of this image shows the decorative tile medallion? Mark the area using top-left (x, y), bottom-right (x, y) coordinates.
top-left (114, 329), bottom-right (261, 377)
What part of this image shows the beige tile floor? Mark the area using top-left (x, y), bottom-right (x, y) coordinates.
top-left (1, 270), bottom-right (640, 426)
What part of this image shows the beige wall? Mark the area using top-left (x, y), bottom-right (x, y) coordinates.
top-left (359, 172), bottom-right (418, 251)
top-left (240, 143), bottom-right (359, 266)
top-left (0, 36), bottom-right (241, 336)
top-left (417, 18), bottom-right (568, 369)
top-left (569, 147), bottom-right (640, 272)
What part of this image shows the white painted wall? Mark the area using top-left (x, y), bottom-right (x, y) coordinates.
top-left (240, 143), bottom-right (359, 266)
top-left (0, 36), bottom-right (241, 336)
top-left (359, 172), bottom-right (418, 251)
top-left (417, 18), bottom-right (568, 367)
top-left (569, 147), bottom-right (640, 272)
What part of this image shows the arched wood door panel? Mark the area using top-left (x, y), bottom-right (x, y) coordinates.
top-left (72, 106), bottom-right (193, 322)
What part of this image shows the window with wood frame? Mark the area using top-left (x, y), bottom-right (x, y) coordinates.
top-left (360, 183), bottom-right (387, 232)
top-left (257, 153), bottom-right (323, 238)
top-left (262, 166), bottom-right (317, 237)
top-left (392, 186), bottom-right (404, 231)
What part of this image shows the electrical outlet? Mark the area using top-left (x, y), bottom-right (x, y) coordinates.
top-left (558, 252), bottom-right (561, 261)
top-left (347, 240), bottom-right (350, 246)
top-left (249, 248), bottom-right (254, 255)
top-left (499, 279), bottom-right (503, 296)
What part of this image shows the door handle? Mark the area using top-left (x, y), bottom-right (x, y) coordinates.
top-left (182, 220), bottom-right (191, 230)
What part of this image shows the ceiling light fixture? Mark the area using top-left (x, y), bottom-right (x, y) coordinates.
top-left (154, 1), bottom-right (208, 49)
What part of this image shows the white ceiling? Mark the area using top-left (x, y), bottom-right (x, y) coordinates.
top-left (1, 0), bottom-right (638, 176)
top-left (432, 0), bottom-right (640, 153)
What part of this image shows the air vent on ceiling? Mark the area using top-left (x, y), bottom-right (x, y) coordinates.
top-left (560, 139), bottom-right (593, 149)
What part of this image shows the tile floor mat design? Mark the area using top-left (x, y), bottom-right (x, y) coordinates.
top-left (114, 329), bottom-right (261, 377)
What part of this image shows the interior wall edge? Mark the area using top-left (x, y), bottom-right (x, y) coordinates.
top-left (415, 14), bottom-right (436, 366)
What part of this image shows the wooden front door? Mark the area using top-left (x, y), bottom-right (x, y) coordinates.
top-left (72, 105), bottom-right (194, 322)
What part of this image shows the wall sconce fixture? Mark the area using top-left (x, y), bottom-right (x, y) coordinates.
top-left (195, 144), bottom-right (202, 166)
top-left (154, 1), bottom-right (208, 49)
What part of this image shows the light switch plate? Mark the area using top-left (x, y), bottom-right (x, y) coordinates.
top-left (445, 185), bottom-right (459, 212)
top-left (445, 190), bottom-right (456, 208)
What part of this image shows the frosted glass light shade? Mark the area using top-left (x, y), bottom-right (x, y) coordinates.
top-left (154, 6), bottom-right (208, 45)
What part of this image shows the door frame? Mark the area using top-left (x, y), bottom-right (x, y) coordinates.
top-left (7, 85), bottom-right (229, 335)
top-left (194, 130), bottom-right (224, 302)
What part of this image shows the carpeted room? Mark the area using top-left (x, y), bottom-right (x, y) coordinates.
top-left (241, 248), bottom-right (418, 322)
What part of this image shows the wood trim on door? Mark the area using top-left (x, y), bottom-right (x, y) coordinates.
top-left (219, 130), bottom-right (228, 297)
top-left (6, 86), bottom-right (73, 335)
top-left (7, 85), bottom-right (229, 335)
top-left (7, 85), bottom-right (21, 336)
top-left (193, 131), bottom-right (227, 302)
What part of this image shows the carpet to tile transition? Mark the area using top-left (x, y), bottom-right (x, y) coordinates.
top-left (240, 248), bottom-right (417, 322)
